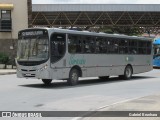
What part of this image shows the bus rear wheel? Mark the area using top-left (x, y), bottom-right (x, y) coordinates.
top-left (68, 68), bottom-right (79, 86)
top-left (42, 79), bottom-right (52, 85)
top-left (119, 65), bottom-right (133, 80)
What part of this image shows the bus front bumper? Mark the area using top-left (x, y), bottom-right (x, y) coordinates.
top-left (16, 69), bottom-right (51, 80)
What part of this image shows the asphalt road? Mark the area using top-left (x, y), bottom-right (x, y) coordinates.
top-left (0, 69), bottom-right (160, 119)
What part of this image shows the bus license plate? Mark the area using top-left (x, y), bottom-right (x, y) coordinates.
top-left (25, 73), bottom-right (31, 76)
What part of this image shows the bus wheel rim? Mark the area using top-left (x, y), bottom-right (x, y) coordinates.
top-left (126, 67), bottom-right (131, 78)
top-left (72, 72), bottom-right (78, 80)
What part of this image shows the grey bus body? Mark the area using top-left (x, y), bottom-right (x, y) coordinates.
top-left (16, 28), bottom-right (153, 85)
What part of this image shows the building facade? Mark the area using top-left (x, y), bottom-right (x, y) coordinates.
top-left (0, 0), bottom-right (29, 62)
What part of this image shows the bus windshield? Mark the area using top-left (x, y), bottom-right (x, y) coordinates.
top-left (17, 37), bottom-right (49, 61)
top-left (154, 44), bottom-right (160, 55)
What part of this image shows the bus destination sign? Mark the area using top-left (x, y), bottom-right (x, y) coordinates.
top-left (21, 31), bottom-right (44, 37)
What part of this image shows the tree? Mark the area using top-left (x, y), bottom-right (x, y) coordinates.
top-left (100, 26), bottom-right (141, 36)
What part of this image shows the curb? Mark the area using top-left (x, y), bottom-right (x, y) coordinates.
top-left (0, 72), bottom-right (16, 75)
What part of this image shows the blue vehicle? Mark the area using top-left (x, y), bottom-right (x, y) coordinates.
top-left (153, 38), bottom-right (160, 68)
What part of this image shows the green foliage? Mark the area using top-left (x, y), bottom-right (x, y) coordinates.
top-left (0, 53), bottom-right (9, 64)
top-left (100, 27), bottom-right (141, 36)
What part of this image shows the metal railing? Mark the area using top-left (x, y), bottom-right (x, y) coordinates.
top-left (0, 19), bottom-right (12, 32)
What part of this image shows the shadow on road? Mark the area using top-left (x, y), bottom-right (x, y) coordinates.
top-left (19, 76), bottom-right (156, 89)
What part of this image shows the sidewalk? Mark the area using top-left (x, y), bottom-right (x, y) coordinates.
top-left (81, 94), bottom-right (160, 120)
top-left (0, 69), bottom-right (16, 75)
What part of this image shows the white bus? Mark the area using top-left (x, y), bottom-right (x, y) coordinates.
top-left (16, 28), bottom-right (153, 85)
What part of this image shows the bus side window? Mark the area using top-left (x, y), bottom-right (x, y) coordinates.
top-left (129, 40), bottom-right (137, 54)
top-left (108, 38), bottom-right (119, 54)
top-left (50, 33), bottom-right (66, 63)
top-left (58, 41), bottom-right (65, 55)
top-left (147, 41), bottom-right (152, 54)
top-left (96, 37), bottom-right (107, 53)
top-left (68, 35), bottom-right (82, 53)
top-left (83, 36), bottom-right (95, 53)
top-left (138, 41), bottom-right (147, 54)
top-left (83, 39), bottom-right (90, 53)
top-left (107, 39), bottom-right (112, 53)
top-left (119, 39), bottom-right (128, 54)
top-left (95, 37), bottom-right (100, 53)
top-left (114, 39), bottom-right (119, 54)
top-left (68, 36), bottom-right (76, 53)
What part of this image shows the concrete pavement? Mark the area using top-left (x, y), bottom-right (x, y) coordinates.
top-left (81, 94), bottom-right (160, 120)
top-left (0, 69), bottom-right (160, 120)
top-left (0, 69), bottom-right (16, 75)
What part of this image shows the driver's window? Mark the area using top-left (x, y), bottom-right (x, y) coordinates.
top-left (50, 33), bottom-right (66, 63)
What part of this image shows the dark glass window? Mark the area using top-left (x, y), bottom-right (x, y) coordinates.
top-left (107, 38), bottom-right (119, 54)
top-left (1, 10), bottom-right (11, 19)
top-left (67, 34), bottom-right (152, 55)
top-left (83, 36), bottom-right (95, 53)
top-left (129, 40), bottom-right (138, 54)
top-left (138, 41), bottom-right (147, 54)
top-left (50, 33), bottom-right (66, 63)
top-left (0, 10), bottom-right (11, 31)
top-left (68, 35), bottom-right (82, 53)
top-left (119, 39), bottom-right (128, 54)
top-left (95, 37), bottom-right (108, 53)
top-left (146, 41), bottom-right (152, 54)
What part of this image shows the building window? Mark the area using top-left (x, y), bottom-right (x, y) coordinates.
top-left (0, 10), bottom-right (12, 31)
top-left (1, 10), bottom-right (11, 19)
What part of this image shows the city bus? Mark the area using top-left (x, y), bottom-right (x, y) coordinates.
top-left (16, 28), bottom-right (153, 85)
top-left (153, 38), bottom-right (160, 68)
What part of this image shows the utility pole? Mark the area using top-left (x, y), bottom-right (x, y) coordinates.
top-left (27, 0), bottom-right (32, 28)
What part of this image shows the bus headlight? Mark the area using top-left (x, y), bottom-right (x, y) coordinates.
top-left (16, 67), bottom-right (21, 72)
top-left (37, 64), bottom-right (48, 72)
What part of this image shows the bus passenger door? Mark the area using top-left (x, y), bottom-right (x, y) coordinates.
top-left (50, 33), bottom-right (66, 79)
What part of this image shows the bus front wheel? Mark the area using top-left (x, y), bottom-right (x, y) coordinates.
top-left (42, 79), bottom-right (52, 85)
top-left (68, 68), bottom-right (79, 86)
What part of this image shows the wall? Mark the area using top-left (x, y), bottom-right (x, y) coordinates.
top-left (0, 0), bottom-right (28, 62)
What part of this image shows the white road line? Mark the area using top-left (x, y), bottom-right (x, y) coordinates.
top-left (71, 95), bottom-right (149, 120)
top-left (72, 117), bottom-right (82, 120)
top-left (97, 96), bottom-right (143, 110)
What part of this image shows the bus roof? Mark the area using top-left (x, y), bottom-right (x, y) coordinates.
top-left (21, 27), bottom-right (152, 41)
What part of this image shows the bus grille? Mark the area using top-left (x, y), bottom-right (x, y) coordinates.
top-left (21, 69), bottom-right (36, 72)
top-left (17, 60), bottom-right (46, 66)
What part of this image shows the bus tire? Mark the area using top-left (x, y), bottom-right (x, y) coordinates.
top-left (119, 65), bottom-right (133, 80)
top-left (68, 68), bottom-right (79, 86)
top-left (42, 79), bottom-right (52, 85)
top-left (99, 76), bottom-right (109, 80)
